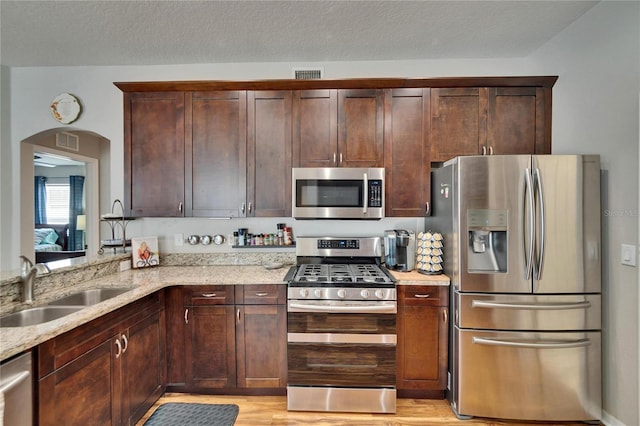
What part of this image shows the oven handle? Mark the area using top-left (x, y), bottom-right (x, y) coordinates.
top-left (288, 302), bottom-right (396, 314)
top-left (288, 332), bottom-right (396, 345)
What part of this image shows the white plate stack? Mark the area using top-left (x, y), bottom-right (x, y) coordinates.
top-left (416, 231), bottom-right (444, 275)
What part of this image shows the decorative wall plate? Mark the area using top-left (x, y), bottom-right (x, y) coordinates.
top-left (50, 93), bottom-right (81, 124)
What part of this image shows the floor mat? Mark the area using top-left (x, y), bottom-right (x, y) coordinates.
top-left (143, 402), bottom-right (239, 426)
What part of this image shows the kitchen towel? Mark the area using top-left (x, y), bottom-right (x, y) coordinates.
top-left (143, 403), bottom-right (239, 426)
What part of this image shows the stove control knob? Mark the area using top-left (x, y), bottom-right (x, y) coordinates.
top-left (337, 289), bottom-right (347, 299)
top-left (299, 288), bottom-right (309, 298)
top-left (314, 289), bottom-right (324, 298)
top-left (374, 289), bottom-right (386, 299)
top-left (360, 289), bottom-right (370, 299)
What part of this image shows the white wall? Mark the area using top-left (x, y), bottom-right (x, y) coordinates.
top-left (528, 2), bottom-right (639, 425)
top-left (1, 1), bottom-right (638, 424)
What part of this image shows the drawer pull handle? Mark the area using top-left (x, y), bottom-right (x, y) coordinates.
top-left (255, 292), bottom-right (269, 297)
top-left (415, 294), bottom-right (431, 298)
top-left (202, 293), bottom-right (217, 298)
top-left (184, 308), bottom-right (189, 324)
top-left (237, 308), bottom-right (241, 323)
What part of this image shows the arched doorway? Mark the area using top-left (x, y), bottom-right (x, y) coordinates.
top-left (20, 128), bottom-right (111, 267)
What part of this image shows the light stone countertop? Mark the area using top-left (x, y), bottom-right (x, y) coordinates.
top-left (1, 265), bottom-right (449, 361)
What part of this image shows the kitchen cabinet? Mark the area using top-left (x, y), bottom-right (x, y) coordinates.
top-left (179, 284), bottom-right (287, 392)
top-left (486, 86), bottom-right (549, 155)
top-left (384, 88), bottom-right (432, 217)
top-left (396, 285), bottom-right (449, 398)
top-left (117, 77), bottom-right (554, 217)
top-left (247, 91), bottom-right (293, 217)
top-left (37, 293), bottom-right (165, 426)
top-left (186, 91), bottom-right (247, 217)
top-left (431, 86), bottom-right (551, 162)
top-left (430, 87), bottom-right (487, 162)
top-left (183, 285), bottom-right (236, 389)
top-left (124, 92), bottom-right (185, 217)
top-left (293, 89), bottom-right (384, 167)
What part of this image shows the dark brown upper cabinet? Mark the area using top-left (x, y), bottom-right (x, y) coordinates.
top-left (293, 89), bottom-right (384, 167)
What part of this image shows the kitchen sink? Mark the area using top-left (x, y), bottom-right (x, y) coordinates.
top-left (47, 287), bottom-right (133, 306)
top-left (0, 306), bottom-right (84, 327)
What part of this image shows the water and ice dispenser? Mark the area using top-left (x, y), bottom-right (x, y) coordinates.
top-left (467, 209), bottom-right (508, 273)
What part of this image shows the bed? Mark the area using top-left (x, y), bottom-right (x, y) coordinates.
top-left (35, 223), bottom-right (85, 263)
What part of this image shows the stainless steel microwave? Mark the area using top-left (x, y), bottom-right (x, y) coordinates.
top-left (292, 167), bottom-right (384, 219)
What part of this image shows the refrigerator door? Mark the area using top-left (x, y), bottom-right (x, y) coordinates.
top-left (457, 293), bottom-right (601, 331)
top-left (453, 328), bottom-right (602, 421)
top-left (457, 155), bottom-right (532, 293)
top-left (532, 155), bottom-right (601, 294)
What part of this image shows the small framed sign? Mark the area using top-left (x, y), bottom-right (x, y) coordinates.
top-left (131, 236), bottom-right (159, 268)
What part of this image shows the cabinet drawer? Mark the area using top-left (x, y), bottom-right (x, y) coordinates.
top-left (236, 285), bottom-right (286, 305)
top-left (187, 286), bottom-right (234, 305)
top-left (399, 285), bottom-right (448, 307)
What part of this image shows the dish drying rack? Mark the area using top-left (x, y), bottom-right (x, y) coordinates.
top-left (98, 199), bottom-right (135, 254)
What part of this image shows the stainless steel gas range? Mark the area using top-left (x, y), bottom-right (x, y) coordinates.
top-left (285, 236), bottom-right (397, 414)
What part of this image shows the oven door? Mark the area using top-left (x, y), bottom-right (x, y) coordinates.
top-left (287, 310), bottom-right (396, 387)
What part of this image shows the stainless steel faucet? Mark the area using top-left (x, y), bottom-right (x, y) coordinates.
top-left (19, 256), bottom-right (50, 303)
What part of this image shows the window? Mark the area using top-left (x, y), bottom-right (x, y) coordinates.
top-left (45, 183), bottom-right (70, 224)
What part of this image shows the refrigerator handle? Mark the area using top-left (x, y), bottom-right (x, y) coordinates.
top-left (473, 337), bottom-right (591, 350)
top-left (524, 168), bottom-right (535, 280)
top-left (471, 300), bottom-right (592, 310)
top-left (534, 168), bottom-right (545, 282)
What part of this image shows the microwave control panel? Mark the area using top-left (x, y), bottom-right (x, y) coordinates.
top-left (368, 180), bottom-right (383, 207)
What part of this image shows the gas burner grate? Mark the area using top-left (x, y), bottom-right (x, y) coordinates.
top-left (291, 263), bottom-right (393, 286)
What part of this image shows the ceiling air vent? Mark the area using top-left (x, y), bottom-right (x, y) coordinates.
top-left (56, 132), bottom-right (79, 151)
top-left (293, 68), bottom-right (323, 80)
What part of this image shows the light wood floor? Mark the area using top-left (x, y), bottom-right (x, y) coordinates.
top-left (136, 393), bottom-right (598, 426)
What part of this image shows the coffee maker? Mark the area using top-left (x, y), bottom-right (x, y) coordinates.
top-left (384, 230), bottom-right (416, 271)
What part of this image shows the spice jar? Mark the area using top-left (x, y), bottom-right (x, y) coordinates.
top-left (277, 223), bottom-right (285, 246)
top-left (284, 227), bottom-right (293, 245)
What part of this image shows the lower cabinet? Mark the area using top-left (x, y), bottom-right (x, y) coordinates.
top-left (176, 284), bottom-right (287, 393)
top-left (396, 285), bottom-right (449, 398)
top-left (37, 293), bottom-right (165, 426)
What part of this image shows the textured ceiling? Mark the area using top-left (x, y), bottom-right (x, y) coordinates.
top-left (1, 1), bottom-right (598, 67)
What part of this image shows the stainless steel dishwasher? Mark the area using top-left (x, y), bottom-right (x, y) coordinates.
top-left (0, 351), bottom-right (33, 426)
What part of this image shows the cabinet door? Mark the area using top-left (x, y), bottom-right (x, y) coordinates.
top-left (236, 304), bottom-right (287, 388)
top-left (38, 338), bottom-right (118, 425)
top-left (185, 305), bottom-right (237, 389)
top-left (122, 310), bottom-right (166, 426)
top-left (186, 91), bottom-right (247, 217)
top-left (247, 91), bottom-right (292, 217)
top-left (431, 88), bottom-right (487, 162)
top-left (384, 88), bottom-right (431, 217)
top-left (487, 87), bottom-right (548, 155)
top-left (124, 92), bottom-right (185, 217)
top-left (338, 89), bottom-right (384, 167)
top-left (293, 90), bottom-right (338, 167)
top-left (397, 286), bottom-right (449, 395)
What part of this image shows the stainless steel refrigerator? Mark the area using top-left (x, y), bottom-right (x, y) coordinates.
top-left (430, 155), bottom-right (601, 422)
